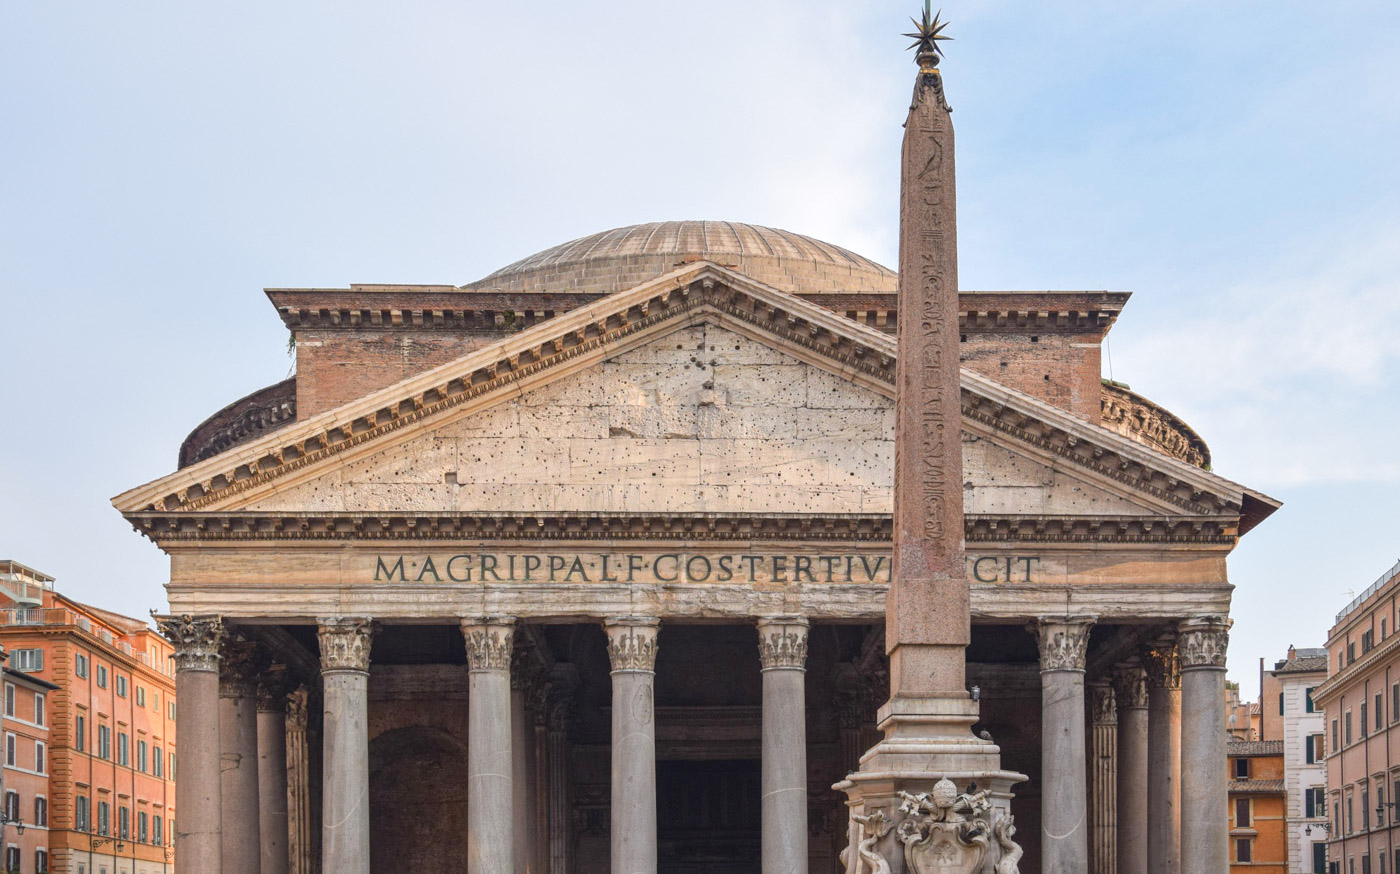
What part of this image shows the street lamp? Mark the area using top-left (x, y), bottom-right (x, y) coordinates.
top-left (0, 811), bottom-right (25, 835)
top-left (1306, 821), bottom-right (1332, 837)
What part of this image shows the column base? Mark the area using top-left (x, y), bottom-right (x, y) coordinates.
top-left (834, 696), bottom-right (1027, 874)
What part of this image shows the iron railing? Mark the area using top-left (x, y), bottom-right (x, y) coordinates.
top-left (1336, 558), bottom-right (1400, 625)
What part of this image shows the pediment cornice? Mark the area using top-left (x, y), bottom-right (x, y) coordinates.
top-left (114, 261), bottom-right (1275, 525)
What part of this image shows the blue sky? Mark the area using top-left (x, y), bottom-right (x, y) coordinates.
top-left (2, 1), bottom-right (1397, 693)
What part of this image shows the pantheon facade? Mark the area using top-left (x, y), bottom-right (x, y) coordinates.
top-left (116, 220), bottom-right (1277, 873)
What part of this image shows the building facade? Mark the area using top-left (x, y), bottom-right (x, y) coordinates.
top-left (1312, 560), bottom-right (1400, 874)
top-left (1261, 647), bottom-right (1329, 873)
top-left (1231, 739), bottom-right (1289, 872)
top-left (2, 645), bottom-right (59, 874)
top-left (0, 562), bottom-right (178, 874)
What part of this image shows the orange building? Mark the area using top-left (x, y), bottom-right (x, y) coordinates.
top-left (2, 644), bottom-right (60, 874)
top-left (1230, 739), bottom-right (1289, 872)
top-left (0, 560), bottom-right (177, 874)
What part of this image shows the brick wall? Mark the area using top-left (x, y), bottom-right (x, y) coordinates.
top-left (960, 332), bottom-right (1103, 421)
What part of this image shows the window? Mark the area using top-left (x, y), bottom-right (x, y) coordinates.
top-left (1308, 786), bottom-right (1327, 817)
top-left (1237, 838), bottom-right (1253, 863)
top-left (153, 745), bottom-right (163, 777)
top-left (74, 653), bottom-right (88, 678)
top-left (33, 693), bottom-right (44, 727)
top-left (4, 733), bottom-right (14, 767)
top-left (169, 700), bottom-right (176, 720)
top-left (96, 665), bottom-right (107, 688)
top-left (1237, 797), bottom-right (1252, 827)
top-left (116, 676), bottom-right (127, 698)
top-left (1350, 641), bottom-right (1358, 664)
top-left (35, 740), bottom-right (45, 774)
top-left (1336, 718), bottom-right (1342, 750)
top-left (98, 725), bottom-right (110, 760)
top-left (1280, 692), bottom-right (1286, 715)
top-left (33, 796), bottom-right (46, 827)
top-left (1363, 788), bottom-right (1371, 829)
top-left (169, 751), bottom-right (176, 779)
top-left (4, 683), bottom-right (13, 717)
top-left (1307, 687), bottom-right (1317, 713)
top-left (35, 848), bottom-right (47, 874)
top-left (1235, 757), bottom-right (1251, 779)
top-left (1366, 855), bottom-right (1374, 874)
top-left (1348, 711), bottom-right (1355, 745)
top-left (97, 800), bottom-right (109, 835)
top-left (5, 847), bottom-right (18, 872)
top-left (5, 791), bottom-right (19, 823)
top-left (1309, 734), bottom-right (1324, 764)
top-left (117, 732), bottom-right (128, 766)
top-left (137, 740), bottom-right (147, 773)
top-left (1362, 702), bottom-right (1369, 737)
top-left (136, 687), bottom-right (145, 707)
top-left (1312, 844), bottom-right (1329, 874)
top-left (11, 648), bottom-right (43, 672)
top-left (1364, 630), bottom-right (1376, 653)
top-left (1379, 694), bottom-right (1386, 731)
top-left (1394, 683), bottom-right (1399, 722)
top-left (119, 805), bottom-right (129, 839)
top-left (152, 813), bottom-right (162, 845)
top-left (138, 810), bottom-right (148, 842)
top-left (1350, 794), bottom-right (1356, 833)
top-left (75, 714), bottom-right (86, 752)
top-left (75, 796), bottom-right (89, 831)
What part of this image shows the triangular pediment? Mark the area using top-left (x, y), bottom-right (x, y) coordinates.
top-left (114, 261), bottom-right (1270, 529)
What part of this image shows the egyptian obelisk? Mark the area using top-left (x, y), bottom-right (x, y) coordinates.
top-left (836, 8), bottom-right (1026, 873)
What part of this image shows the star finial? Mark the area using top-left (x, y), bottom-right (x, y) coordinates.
top-left (904, 2), bottom-right (952, 66)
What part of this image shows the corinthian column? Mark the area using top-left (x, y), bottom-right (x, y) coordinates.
top-left (156, 615), bottom-right (224, 874)
top-left (285, 687), bottom-right (313, 874)
top-left (1142, 639), bottom-right (1181, 874)
top-left (1178, 617), bottom-right (1230, 874)
top-left (462, 617), bottom-right (516, 874)
top-left (604, 617), bottom-right (660, 874)
top-left (1113, 664), bottom-right (1149, 874)
top-left (1034, 617), bottom-right (1094, 874)
top-left (219, 634), bottom-right (262, 874)
top-left (1088, 680), bottom-right (1117, 874)
top-left (317, 617), bottom-right (374, 874)
top-left (757, 616), bottom-right (809, 874)
top-left (256, 668), bottom-right (291, 874)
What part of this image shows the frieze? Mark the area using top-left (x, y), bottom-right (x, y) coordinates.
top-left (604, 618), bottom-right (660, 673)
top-left (1179, 617), bottom-right (1230, 670)
top-left (155, 613), bottom-right (223, 672)
top-left (461, 617), bottom-right (516, 673)
top-left (1033, 618), bottom-right (1095, 673)
top-left (317, 617), bottom-right (375, 672)
top-left (756, 616), bottom-right (810, 670)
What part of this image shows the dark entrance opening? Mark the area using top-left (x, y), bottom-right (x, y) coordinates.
top-left (657, 758), bottom-right (761, 873)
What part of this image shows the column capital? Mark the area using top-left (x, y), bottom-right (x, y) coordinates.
top-left (155, 613), bottom-right (223, 673)
top-left (1032, 616), bottom-right (1096, 673)
top-left (1090, 679), bottom-right (1118, 725)
top-left (286, 685), bottom-right (310, 731)
top-left (219, 635), bottom-right (263, 698)
top-left (1178, 616), bottom-right (1230, 671)
top-left (756, 615), bottom-right (809, 671)
top-left (255, 664), bottom-right (293, 713)
top-left (461, 616), bottom-right (516, 673)
top-left (317, 616), bottom-right (375, 673)
top-left (1112, 663), bottom-right (1150, 710)
top-left (603, 616), bottom-right (660, 673)
top-left (1141, 639), bottom-right (1181, 691)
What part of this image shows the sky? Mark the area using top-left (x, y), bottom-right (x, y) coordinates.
top-left (2, 1), bottom-right (1397, 694)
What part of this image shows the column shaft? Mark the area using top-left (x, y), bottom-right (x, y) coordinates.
top-left (157, 616), bottom-right (224, 874)
top-left (512, 688), bottom-right (532, 874)
top-left (758, 617), bottom-right (809, 874)
top-left (220, 637), bottom-right (262, 874)
top-left (318, 617), bottom-right (374, 874)
top-left (257, 676), bottom-right (290, 874)
top-left (1036, 618), bottom-right (1094, 874)
top-left (1144, 641), bottom-right (1182, 874)
top-left (547, 682), bottom-right (575, 874)
top-left (605, 618), bottom-right (660, 874)
top-left (1114, 666), bottom-right (1149, 874)
top-left (1179, 619), bottom-right (1230, 874)
top-left (463, 617), bottom-right (516, 874)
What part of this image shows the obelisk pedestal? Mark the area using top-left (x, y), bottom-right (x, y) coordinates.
top-left (834, 13), bottom-right (1025, 874)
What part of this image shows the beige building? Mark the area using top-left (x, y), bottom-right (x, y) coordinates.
top-left (1312, 560), bottom-right (1400, 874)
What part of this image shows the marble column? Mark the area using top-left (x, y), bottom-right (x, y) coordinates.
top-left (256, 669), bottom-right (291, 874)
top-left (546, 675), bottom-right (576, 874)
top-left (462, 617), bottom-right (516, 874)
top-left (1142, 639), bottom-right (1181, 874)
top-left (757, 616), bottom-right (809, 874)
top-left (510, 637), bottom-right (546, 874)
top-left (604, 617), bottom-right (660, 874)
top-left (1179, 617), bottom-right (1230, 874)
top-left (318, 617), bottom-right (374, 874)
top-left (156, 615), bottom-right (224, 874)
top-left (1035, 617), bottom-right (1094, 874)
top-left (285, 687), bottom-right (313, 874)
top-left (1113, 664), bottom-right (1149, 874)
top-left (219, 634), bottom-right (262, 874)
top-left (1089, 680), bottom-right (1118, 874)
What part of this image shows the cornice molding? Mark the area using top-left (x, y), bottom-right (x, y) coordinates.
top-left (115, 263), bottom-right (1268, 526)
top-left (123, 511), bottom-right (1236, 547)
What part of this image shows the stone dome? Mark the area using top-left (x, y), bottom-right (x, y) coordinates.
top-left (463, 220), bottom-right (895, 296)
